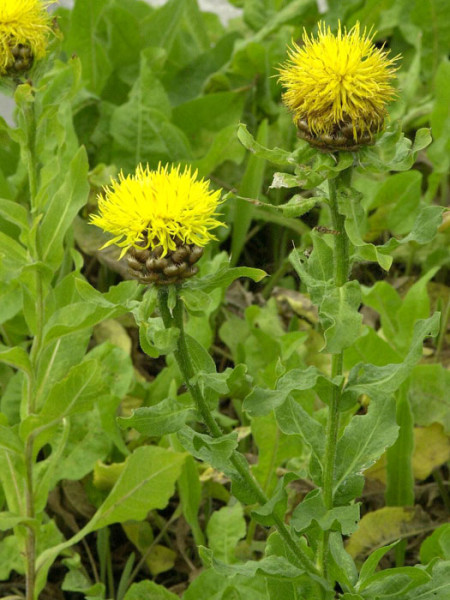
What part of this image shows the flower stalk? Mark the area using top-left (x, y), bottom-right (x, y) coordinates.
top-left (157, 286), bottom-right (320, 576)
top-left (317, 172), bottom-right (351, 583)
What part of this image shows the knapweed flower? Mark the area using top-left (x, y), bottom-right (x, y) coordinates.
top-left (0, 0), bottom-right (52, 76)
top-left (278, 22), bottom-right (399, 151)
top-left (90, 163), bottom-right (224, 285)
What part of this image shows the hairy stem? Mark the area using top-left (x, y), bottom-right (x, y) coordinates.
top-left (22, 92), bottom-right (40, 600)
top-left (157, 286), bottom-right (320, 576)
top-left (25, 438), bottom-right (35, 600)
top-left (317, 173), bottom-right (350, 582)
top-left (23, 98), bottom-right (38, 210)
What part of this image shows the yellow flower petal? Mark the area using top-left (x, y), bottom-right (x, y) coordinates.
top-left (90, 163), bottom-right (225, 257)
top-left (0, 0), bottom-right (52, 74)
top-left (278, 22), bottom-right (399, 141)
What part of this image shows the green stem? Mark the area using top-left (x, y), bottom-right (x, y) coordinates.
top-left (157, 286), bottom-right (320, 576)
top-left (23, 99), bottom-right (38, 210)
top-left (25, 438), bottom-right (35, 600)
top-left (21, 92), bottom-right (40, 600)
top-left (322, 354), bottom-right (343, 510)
top-left (317, 173), bottom-right (351, 582)
top-left (328, 177), bottom-right (349, 288)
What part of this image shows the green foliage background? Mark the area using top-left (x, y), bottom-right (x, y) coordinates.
top-left (0, 0), bottom-right (448, 599)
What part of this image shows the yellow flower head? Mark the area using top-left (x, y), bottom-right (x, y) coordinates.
top-left (0, 0), bottom-right (52, 75)
top-left (278, 22), bottom-right (399, 145)
top-left (91, 163), bottom-right (224, 258)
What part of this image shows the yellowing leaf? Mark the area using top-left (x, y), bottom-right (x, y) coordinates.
top-left (366, 423), bottom-right (450, 484)
top-left (346, 506), bottom-right (432, 559)
top-left (93, 461), bottom-right (126, 492)
top-left (94, 319), bottom-right (132, 354)
top-left (146, 544), bottom-right (176, 576)
top-left (412, 423), bottom-right (450, 480)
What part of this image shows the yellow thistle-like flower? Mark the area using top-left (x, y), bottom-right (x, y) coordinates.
top-left (279, 22), bottom-right (399, 150)
top-left (0, 0), bottom-right (52, 75)
top-left (91, 163), bottom-right (224, 259)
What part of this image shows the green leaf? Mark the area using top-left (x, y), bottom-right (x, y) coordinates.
top-left (420, 524), bottom-right (450, 564)
top-left (360, 125), bottom-right (432, 172)
top-left (0, 198), bottom-right (29, 233)
top-left (334, 396), bottom-right (399, 503)
top-left (410, 0), bottom-right (450, 81)
top-left (39, 147), bottom-right (89, 269)
top-left (207, 503), bottom-right (246, 563)
top-left (110, 49), bottom-right (191, 170)
top-left (201, 546), bottom-right (305, 579)
top-left (265, 531), bottom-right (329, 599)
top-left (328, 532), bottom-right (359, 592)
top-left (40, 360), bottom-right (102, 419)
top-left (231, 119), bottom-right (268, 265)
top-left (252, 414), bottom-right (303, 496)
top-left (0, 345), bottom-right (31, 376)
top-left (278, 195), bottom-right (323, 219)
top-left (359, 566), bottom-right (430, 598)
top-left (251, 473), bottom-right (298, 527)
top-left (275, 397), bottom-right (326, 479)
top-left (0, 281), bottom-right (23, 325)
top-left (244, 366), bottom-right (335, 417)
top-left (141, 0), bottom-right (185, 54)
top-left (408, 364), bottom-right (450, 434)
top-left (385, 385), bottom-right (415, 507)
top-left (320, 281), bottom-right (363, 354)
top-left (342, 315), bottom-right (441, 403)
top-left (183, 568), bottom-right (269, 600)
top-left (0, 232), bottom-right (28, 282)
top-left (139, 318), bottom-right (179, 358)
top-left (89, 446), bottom-right (185, 530)
top-left (174, 91), bottom-right (246, 141)
top-left (177, 426), bottom-right (238, 474)
top-left (43, 280), bottom-right (141, 345)
top-left (338, 188), bottom-right (393, 271)
top-left (188, 124), bottom-right (246, 177)
top-left (0, 535), bottom-right (24, 580)
top-left (118, 398), bottom-right (195, 437)
top-left (177, 454), bottom-right (204, 546)
top-left (186, 264), bottom-right (267, 294)
top-left (370, 171), bottom-right (422, 236)
top-left (0, 511), bottom-right (34, 531)
top-left (0, 425), bottom-right (23, 454)
top-left (357, 542), bottom-right (400, 588)
top-left (123, 580), bottom-right (179, 600)
top-left (289, 236), bottom-right (334, 305)
top-left (403, 560), bottom-right (450, 599)
top-left (65, 0), bottom-right (112, 93)
top-left (184, 334), bottom-right (218, 406)
top-left (237, 123), bottom-right (297, 167)
top-left (395, 268), bottom-right (439, 353)
top-left (427, 59), bottom-right (450, 176)
top-left (291, 489), bottom-right (360, 535)
top-left (180, 287), bottom-right (212, 315)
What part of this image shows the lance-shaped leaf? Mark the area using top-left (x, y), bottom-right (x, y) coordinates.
top-left (200, 546), bottom-right (305, 580)
top-left (342, 315), bottom-right (440, 404)
top-left (118, 398), bottom-right (195, 437)
top-left (185, 264), bottom-right (266, 295)
top-left (244, 366), bottom-right (338, 417)
top-left (333, 396), bottom-right (399, 503)
top-left (251, 473), bottom-right (298, 527)
top-left (275, 397), bottom-right (326, 476)
top-left (177, 427), bottom-right (238, 474)
top-left (291, 489), bottom-right (360, 535)
top-left (320, 281), bottom-right (363, 354)
top-left (88, 446), bottom-right (185, 530)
